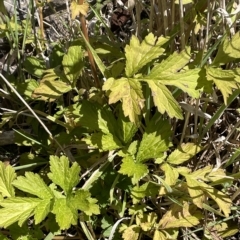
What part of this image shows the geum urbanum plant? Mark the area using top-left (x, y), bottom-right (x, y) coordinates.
top-left (1, 28), bottom-right (240, 239)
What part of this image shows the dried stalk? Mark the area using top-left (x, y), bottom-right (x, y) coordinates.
top-left (78, 0), bottom-right (100, 88)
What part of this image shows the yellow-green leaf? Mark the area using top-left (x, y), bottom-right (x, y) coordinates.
top-left (0, 197), bottom-right (41, 228)
top-left (131, 182), bottom-right (159, 204)
top-left (159, 163), bottom-right (179, 195)
top-left (213, 31), bottom-right (240, 65)
top-left (122, 225), bottom-right (141, 240)
top-left (62, 45), bottom-right (84, 86)
top-left (167, 143), bottom-right (202, 165)
top-left (147, 81), bottom-right (183, 119)
top-left (52, 197), bottom-right (78, 230)
top-left (159, 201), bottom-right (202, 228)
top-left (103, 77), bottom-right (144, 124)
top-left (12, 172), bottom-right (53, 199)
top-left (0, 162), bottom-right (16, 197)
top-left (153, 230), bottom-right (167, 240)
top-left (145, 49), bottom-right (200, 98)
top-left (84, 132), bottom-right (122, 151)
top-left (32, 72), bottom-right (71, 101)
top-left (185, 176), bottom-right (204, 208)
top-left (119, 156), bottom-right (149, 184)
top-left (125, 33), bottom-right (168, 77)
top-left (136, 116), bottom-right (172, 162)
top-left (206, 67), bottom-right (238, 105)
top-left (199, 181), bottom-right (232, 217)
top-left (71, 1), bottom-right (89, 18)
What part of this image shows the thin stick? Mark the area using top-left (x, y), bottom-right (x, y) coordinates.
top-left (179, 0), bottom-right (185, 49)
top-left (0, 73), bottom-right (66, 155)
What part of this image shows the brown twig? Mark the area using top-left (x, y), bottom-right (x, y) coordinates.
top-left (78, 0), bottom-right (101, 88)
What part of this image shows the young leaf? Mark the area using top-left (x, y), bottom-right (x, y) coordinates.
top-left (136, 118), bottom-right (172, 162)
top-left (119, 156), bottom-right (148, 184)
top-left (167, 143), bottom-right (202, 165)
top-left (12, 172), bottom-right (53, 199)
top-left (146, 81), bottom-right (183, 119)
top-left (125, 33), bottom-right (168, 77)
top-left (47, 156), bottom-right (80, 195)
top-left (0, 197), bottom-right (42, 228)
top-left (62, 45), bottom-right (84, 86)
top-left (70, 189), bottom-right (100, 216)
top-left (52, 197), bottom-right (78, 230)
top-left (0, 162), bottom-right (16, 197)
top-left (206, 67), bottom-right (238, 105)
top-left (103, 77), bottom-right (144, 124)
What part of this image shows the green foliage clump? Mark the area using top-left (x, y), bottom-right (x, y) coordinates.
top-left (0, 0), bottom-right (240, 239)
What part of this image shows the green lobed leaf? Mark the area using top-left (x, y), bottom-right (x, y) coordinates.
top-left (199, 181), bottom-right (232, 217)
top-left (119, 156), bottom-right (149, 184)
top-left (159, 202), bottom-right (202, 228)
top-left (52, 197), bottom-right (78, 230)
top-left (213, 32), bottom-right (240, 65)
top-left (149, 49), bottom-right (191, 74)
top-left (125, 33), bottom-right (168, 77)
top-left (47, 156), bottom-right (80, 195)
top-left (153, 69), bottom-right (200, 98)
top-left (185, 176), bottom-right (204, 209)
top-left (98, 106), bottom-right (119, 136)
top-left (122, 225), bottom-right (141, 240)
top-left (144, 49), bottom-right (200, 98)
top-left (136, 117), bottom-right (172, 162)
top-left (159, 163), bottom-right (179, 195)
top-left (16, 79), bottom-right (39, 99)
top-left (69, 189), bottom-right (100, 216)
top-left (131, 182), bottom-right (159, 204)
top-left (206, 67), bottom-right (238, 105)
top-left (32, 69), bottom-right (72, 101)
top-left (12, 172), bottom-right (53, 199)
top-left (62, 45), bottom-right (84, 86)
top-left (34, 199), bottom-right (52, 224)
top-left (0, 162), bottom-right (16, 197)
top-left (147, 81), bottom-right (183, 119)
top-left (167, 143), bottom-right (202, 165)
top-left (0, 197), bottom-right (42, 228)
top-left (23, 57), bottom-right (46, 78)
top-left (103, 77), bottom-right (145, 124)
top-left (84, 132), bottom-right (122, 151)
